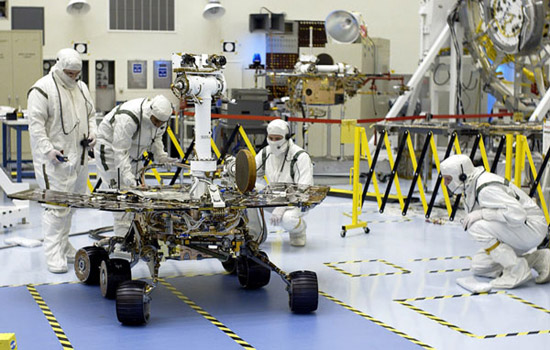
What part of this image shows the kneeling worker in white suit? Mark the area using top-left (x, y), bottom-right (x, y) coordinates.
top-left (255, 119), bottom-right (314, 246)
top-left (94, 95), bottom-right (177, 238)
top-left (440, 154), bottom-right (550, 290)
top-left (28, 48), bottom-right (97, 273)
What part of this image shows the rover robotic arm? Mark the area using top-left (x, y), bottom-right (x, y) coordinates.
top-left (171, 53), bottom-right (227, 204)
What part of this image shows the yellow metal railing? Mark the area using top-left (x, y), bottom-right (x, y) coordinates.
top-left (340, 128), bottom-right (550, 236)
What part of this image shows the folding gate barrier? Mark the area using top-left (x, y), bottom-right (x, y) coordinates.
top-left (341, 126), bottom-right (550, 236)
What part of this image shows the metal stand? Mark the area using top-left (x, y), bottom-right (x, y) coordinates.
top-left (341, 127), bottom-right (369, 237)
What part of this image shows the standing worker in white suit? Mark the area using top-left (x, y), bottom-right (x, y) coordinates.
top-left (440, 154), bottom-right (550, 290)
top-left (94, 95), bottom-right (177, 238)
top-left (255, 119), bottom-right (314, 246)
top-left (28, 48), bottom-right (97, 273)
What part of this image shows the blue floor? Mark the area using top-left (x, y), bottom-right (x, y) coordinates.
top-left (1, 190), bottom-right (550, 349)
top-left (0, 274), bottom-right (421, 350)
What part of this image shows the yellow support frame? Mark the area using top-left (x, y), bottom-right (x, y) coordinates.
top-left (505, 134), bottom-right (513, 181)
top-left (360, 129), bottom-right (383, 208)
top-left (238, 126), bottom-right (257, 157)
top-left (515, 134), bottom-right (524, 188)
top-left (477, 136), bottom-right (491, 172)
top-left (336, 128), bottom-right (550, 224)
top-left (429, 136), bottom-right (453, 216)
top-left (405, 133), bottom-right (428, 215)
top-left (522, 136), bottom-right (550, 224)
top-left (166, 126), bottom-right (185, 158)
top-left (342, 127), bottom-right (368, 234)
top-left (143, 151), bottom-right (163, 185)
top-left (453, 136), bottom-right (462, 155)
top-left (383, 133), bottom-right (405, 210)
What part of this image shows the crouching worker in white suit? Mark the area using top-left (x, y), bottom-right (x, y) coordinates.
top-left (255, 119), bottom-right (314, 247)
top-left (28, 48), bottom-right (97, 273)
top-left (94, 95), bottom-right (177, 238)
top-left (440, 154), bottom-right (550, 290)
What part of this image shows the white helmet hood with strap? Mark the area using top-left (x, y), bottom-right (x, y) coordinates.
top-left (52, 48), bottom-right (82, 89)
top-left (440, 154), bottom-right (475, 194)
top-left (267, 119), bottom-right (290, 156)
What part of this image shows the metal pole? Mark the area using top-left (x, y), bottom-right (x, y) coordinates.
top-left (386, 26), bottom-right (451, 118)
top-left (529, 84), bottom-right (550, 121)
top-left (351, 127), bottom-right (362, 226)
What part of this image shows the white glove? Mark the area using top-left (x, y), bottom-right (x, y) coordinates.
top-left (87, 132), bottom-right (96, 148)
top-left (270, 207), bottom-right (287, 226)
top-left (462, 210), bottom-right (483, 230)
top-left (47, 149), bottom-right (64, 164)
top-left (122, 172), bottom-right (137, 188)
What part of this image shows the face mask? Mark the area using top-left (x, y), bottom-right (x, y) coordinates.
top-left (445, 180), bottom-right (459, 196)
top-left (267, 138), bottom-right (288, 155)
top-left (443, 173), bottom-right (467, 196)
top-left (54, 69), bottom-right (78, 89)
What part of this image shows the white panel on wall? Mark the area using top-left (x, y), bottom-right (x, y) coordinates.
top-left (223, 60), bottom-right (244, 90)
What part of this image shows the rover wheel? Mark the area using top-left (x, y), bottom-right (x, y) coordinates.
top-left (116, 280), bottom-right (151, 325)
top-left (100, 258), bottom-right (132, 299)
top-left (288, 270), bottom-right (318, 313)
top-left (237, 251), bottom-right (271, 289)
top-left (221, 256), bottom-right (237, 275)
top-left (74, 246), bottom-right (109, 285)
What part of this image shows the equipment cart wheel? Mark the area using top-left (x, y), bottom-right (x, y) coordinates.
top-left (100, 258), bottom-right (132, 299)
top-left (340, 229), bottom-right (346, 238)
top-left (221, 256), bottom-right (237, 275)
top-left (116, 280), bottom-right (151, 325)
top-left (237, 251), bottom-right (271, 289)
top-left (288, 270), bottom-right (318, 313)
top-left (364, 227), bottom-right (370, 234)
top-left (74, 246), bottom-right (109, 285)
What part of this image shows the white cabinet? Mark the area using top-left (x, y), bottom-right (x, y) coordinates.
top-left (0, 30), bottom-right (42, 109)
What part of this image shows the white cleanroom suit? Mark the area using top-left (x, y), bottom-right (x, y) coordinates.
top-left (94, 95), bottom-right (175, 237)
top-left (28, 48), bottom-right (97, 273)
top-left (440, 154), bottom-right (550, 289)
top-left (255, 119), bottom-right (314, 246)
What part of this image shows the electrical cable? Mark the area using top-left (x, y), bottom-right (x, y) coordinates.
top-left (462, 70), bottom-right (478, 91)
top-left (51, 73), bottom-right (82, 135)
top-left (433, 62), bottom-right (451, 86)
top-left (447, 3), bottom-right (466, 115)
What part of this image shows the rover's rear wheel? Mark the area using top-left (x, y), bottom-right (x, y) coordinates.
top-left (237, 251), bottom-right (271, 289)
top-left (74, 246), bottom-right (109, 285)
top-left (288, 270), bottom-right (318, 313)
top-left (116, 280), bottom-right (151, 325)
top-left (100, 258), bottom-right (132, 299)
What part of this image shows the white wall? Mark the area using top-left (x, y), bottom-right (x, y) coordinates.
top-left (0, 0), bottom-right (421, 105)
